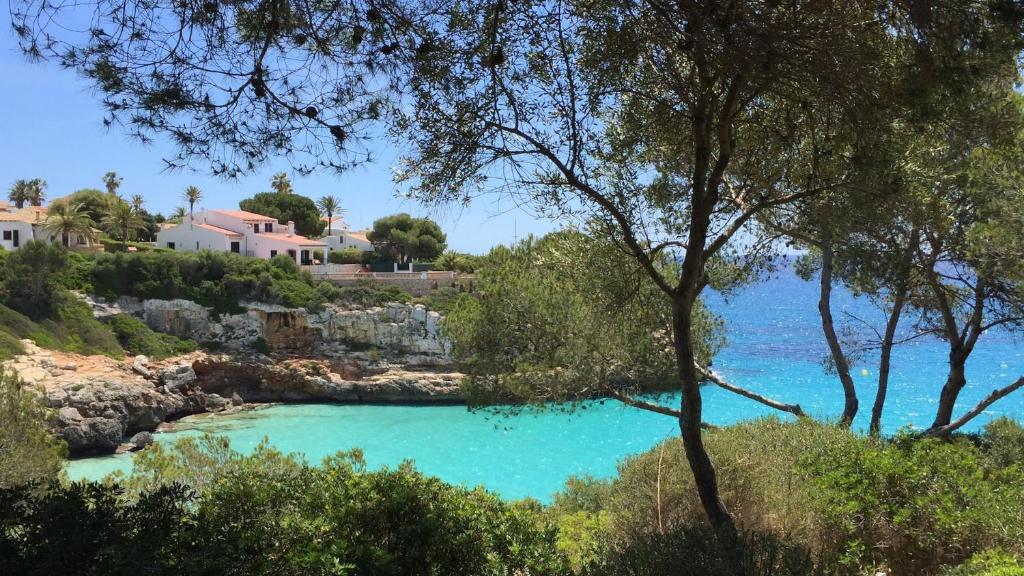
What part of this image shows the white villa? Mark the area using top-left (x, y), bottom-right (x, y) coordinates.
top-left (321, 215), bottom-right (373, 252)
top-left (0, 205), bottom-right (98, 251)
top-left (157, 209), bottom-right (325, 265)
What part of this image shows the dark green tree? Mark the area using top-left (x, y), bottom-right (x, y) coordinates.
top-left (367, 213), bottom-right (445, 262)
top-left (0, 367), bottom-right (66, 487)
top-left (239, 192), bottom-right (325, 237)
top-left (0, 240), bottom-right (69, 318)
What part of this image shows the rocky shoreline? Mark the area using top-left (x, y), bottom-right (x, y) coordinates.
top-left (5, 298), bottom-right (464, 456)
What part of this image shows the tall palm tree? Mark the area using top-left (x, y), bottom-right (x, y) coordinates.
top-left (8, 179), bottom-right (46, 209)
top-left (103, 172), bottom-right (122, 197)
top-left (43, 201), bottom-right (95, 247)
top-left (317, 195), bottom-right (342, 236)
top-left (102, 201), bottom-right (144, 251)
top-left (26, 179), bottom-right (46, 207)
top-left (182, 186), bottom-right (202, 229)
top-left (170, 206), bottom-right (187, 224)
top-left (130, 194), bottom-right (145, 214)
top-left (271, 172), bottom-right (293, 194)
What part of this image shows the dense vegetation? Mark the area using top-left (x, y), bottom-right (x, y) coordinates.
top-left (0, 368), bottom-right (66, 487)
top-left (239, 191), bottom-right (326, 237)
top-left (0, 439), bottom-right (566, 576)
top-left (367, 213), bottom-right (447, 263)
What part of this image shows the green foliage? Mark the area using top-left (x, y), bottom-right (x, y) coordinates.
top-left (334, 283), bottom-right (413, 307)
top-left (444, 231), bottom-right (723, 406)
top-left (38, 295), bottom-right (124, 357)
top-left (0, 367), bottom-right (66, 487)
top-left (552, 419), bottom-right (1024, 575)
top-left (239, 191), bottom-right (325, 237)
top-left (107, 314), bottom-right (196, 359)
top-left (0, 240), bottom-right (69, 318)
top-left (89, 250), bottom-right (332, 313)
top-left (434, 250), bottom-right (478, 273)
top-left (942, 550), bottom-right (1024, 576)
top-left (367, 213), bottom-right (446, 262)
top-left (53, 188), bottom-right (114, 224)
top-left (585, 526), bottom-right (818, 576)
top-left (10, 435), bottom-right (567, 576)
top-left (98, 237), bottom-right (161, 253)
top-left (328, 247), bottom-right (370, 264)
top-left (252, 336), bottom-right (271, 355)
top-left (981, 417), bottom-right (1024, 469)
top-left (412, 286), bottom-right (463, 314)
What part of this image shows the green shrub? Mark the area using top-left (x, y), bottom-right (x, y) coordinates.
top-left (981, 417), bottom-right (1024, 469)
top-left (334, 283), bottom-right (413, 307)
top-left (413, 286), bottom-right (464, 314)
top-left (0, 436), bottom-right (566, 576)
top-left (328, 247), bottom-right (370, 264)
top-left (107, 314), bottom-right (197, 359)
top-left (34, 295), bottom-right (124, 358)
top-left (942, 550), bottom-right (1024, 576)
top-left (252, 336), bottom-right (271, 355)
top-left (0, 367), bottom-right (67, 487)
top-left (0, 240), bottom-right (69, 319)
top-left (88, 250), bottom-right (331, 312)
top-left (585, 525), bottom-right (818, 576)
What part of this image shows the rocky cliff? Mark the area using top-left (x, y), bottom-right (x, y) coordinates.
top-left (8, 298), bottom-right (462, 456)
top-left (93, 297), bottom-right (449, 365)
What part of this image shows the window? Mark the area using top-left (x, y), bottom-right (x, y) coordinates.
top-left (167, 242), bottom-right (175, 250)
top-left (2, 230), bottom-right (10, 240)
top-left (264, 222), bottom-right (272, 232)
top-left (300, 250), bottom-right (311, 265)
top-left (230, 241), bottom-right (240, 253)
top-left (270, 250), bottom-right (277, 258)
top-left (253, 223), bottom-right (260, 234)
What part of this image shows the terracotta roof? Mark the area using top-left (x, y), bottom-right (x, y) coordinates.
top-left (195, 223), bottom-right (243, 237)
top-left (0, 207), bottom-right (46, 223)
top-left (208, 209), bottom-right (277, 221)
top-left (260, 233), bottom-right (325, 246)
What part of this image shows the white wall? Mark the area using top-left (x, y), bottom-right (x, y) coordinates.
top-left (0, 221), bottom-right (34, 250)
top-left (326, 231), bottom-right (373, 252)
top-left (156, 223), bottom-right (234, 252)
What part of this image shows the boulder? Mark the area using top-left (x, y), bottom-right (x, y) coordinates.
top-left (161, 364), bottom-right (197, 392)
top-left (129, 431), bottom-right (154, 450)
top-left (58, 417), bottom-right (123, 455)
top-left (132, 355), bottom-right (151, 377)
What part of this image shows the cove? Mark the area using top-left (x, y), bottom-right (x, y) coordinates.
top-left (66, 268), bottom-right (1024, 502)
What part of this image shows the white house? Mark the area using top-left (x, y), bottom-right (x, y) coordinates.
top-left (324, 229), bottom-right (373, 252)
top-left (157, 209), bottom-right (326, 264)
top-left (0, 206), bottom-right (98, 251)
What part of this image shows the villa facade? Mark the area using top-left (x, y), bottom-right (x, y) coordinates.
top-left (0, 205), bottom-right (97, 251)
top-left (320, 215), bottom-right (373, 252)
top-left (157, 209), bottom-right (325, 264)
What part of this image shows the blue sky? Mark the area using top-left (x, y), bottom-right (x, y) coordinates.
top-left (0, 35), bottom-right (555, 254)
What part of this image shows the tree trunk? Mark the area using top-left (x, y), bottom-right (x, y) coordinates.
top-left (869, 287), bottom-right (907, 436)
top-left (818, 239), bottom-right (858, 427)
top-left (672, 295), bottom-right (735, 534)
top-left (931, 352), bottom-right (967, 429)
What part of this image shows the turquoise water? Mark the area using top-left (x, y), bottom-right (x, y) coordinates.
top-left (66, 268), bottom-right (1024, 501)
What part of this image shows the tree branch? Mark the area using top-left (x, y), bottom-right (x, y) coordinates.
top-left (695, 365), bottom-right (805, 417)
top-left (604, 389), bottom-right (715, 429)
top-left (923, 376), bottom-right (1024, 437)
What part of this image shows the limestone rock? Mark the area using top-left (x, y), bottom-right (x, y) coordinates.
top-left (161, 364), bottom-right (197, 392)
top-left (129, 431), bottom-right (154, 450)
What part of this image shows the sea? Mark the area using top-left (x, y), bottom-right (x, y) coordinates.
top-left (66, 266), bottom-right (1024, 502)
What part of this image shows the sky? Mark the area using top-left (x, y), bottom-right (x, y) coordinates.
top-left (0, 34), bottom-right (555, 254)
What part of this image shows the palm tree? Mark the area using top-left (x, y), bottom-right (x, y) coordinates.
top-left (130, 194), bottom-right (145, 214)
top-left (8, 179), bottom-right (46, 209)
top-left (182, 186), bottom-right (202, 229)
top-left (26, 179), bottom-right (46, 207)
top-left (43, 201), bottom-right (95, 248)
top-left (170, 206), bottom-right (187, 224)
top-left (271, 172), bottom-right (293, 194)
top-left (102, 201), bottom-right (144, 251)
top-left (317, 195), bottom-right (342, 236)
top-left (103, 172), bottom-right (122, 197)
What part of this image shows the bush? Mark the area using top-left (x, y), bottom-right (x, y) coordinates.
top-left (553, 418), bottom-right (1024, 576)
top-left (413, 286), bottom-right (464, 314)
top-left (981, 417), bottom-right (1024, 469)
top-left (34, 295), bottom-right (124, 357)
top-left (107, 314), bottom-right (197, 359)
top-left (328, 247), bottom-right (370, 264)
top-left (0, 367), bottom-right (66, 487)
top-left (333, 283), bottom-right (413, 307)
top-left (585, 525), bottom-right (818, 576)
top-left (88, 250), bottom-right (331, 312)
top-left (0, 240), bottom-right (69, 319)
top-left (942, 550), bottom-right (1024, 576)
top-left (0, 436), bottom-right (567, 576)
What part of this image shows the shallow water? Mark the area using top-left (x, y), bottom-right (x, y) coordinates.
top-left (66, 268), bottom-right (1024, 501)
